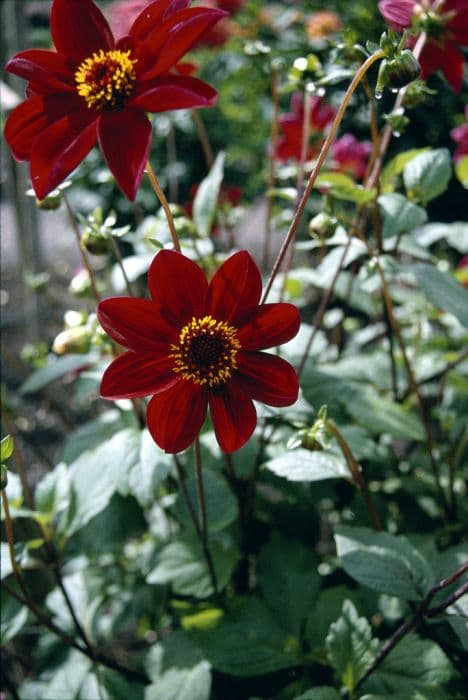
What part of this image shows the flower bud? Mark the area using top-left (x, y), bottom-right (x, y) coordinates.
top-left (52, 326), bottom-right (92, 355)
top-left (376, 50), bottom-right (421, 96)
top-left (81, 228), bottom-right (111, 255)
top-left (309, 212), bottom-right (338, 239)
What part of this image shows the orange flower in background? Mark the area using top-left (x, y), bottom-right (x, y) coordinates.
top-left (4, 0), bottom-right (225, 200)
top-left (306, 10), bottom-right (343, 40)
top-left (98, 250), bottom-right (300, 454)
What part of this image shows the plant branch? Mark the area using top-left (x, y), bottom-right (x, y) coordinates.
top-left (357, 562), bottom-right (468, 689)
top-left (261, 50), bottom-right (385, 303)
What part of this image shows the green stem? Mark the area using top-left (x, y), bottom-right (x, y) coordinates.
top-left (261, 50), bottom-right (385, 303)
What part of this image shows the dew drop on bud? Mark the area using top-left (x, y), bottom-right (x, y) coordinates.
top-left (391, 87), bottom-right (399, 94)
top-left (393, 131), bottom-right (401, 138)
top-left (375, 89), bottom-right (383, 100)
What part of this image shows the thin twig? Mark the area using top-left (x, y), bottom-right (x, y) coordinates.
top-left (63, 194), bottom-right (101, 303)
top-left (191, 110), bottom-right (214, 169)
top-left (357, 562), bottom-right (468, 689)
top-left (109, 235), bottom-right (133, 296)
top-left (261, 50), bottom-right (385, 303)
top-left (327, 420), bottom-right (382, 530)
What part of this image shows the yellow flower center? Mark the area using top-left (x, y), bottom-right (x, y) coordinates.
top-left (75, 49), bottom-right (137, 110)
top-left (170, 315), bottom-right (241, 387)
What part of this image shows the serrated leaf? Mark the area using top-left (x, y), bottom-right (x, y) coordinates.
top-left (192, 597), bottom-right (300, 676)
top-left (326, 600), bottom-right (378, 693)
top-left (65, 428), bottom-right (140, 535)
top-left (257, 532), bottom-right (320, 635)
top-left (334, 526), bottom-right (434, 601)
top-left (193, 152), bottom-right (225, 237)
top-left (264, 449), bottom-right (349, 482)
top-left (403, 148), bottom-right (452, 204)
top-left (412, 263), bottom-right (468, 327)
top-left (378, 193), bottom-right (427, 238)
top-left (19, 354), bottom-right (96, 395)
top-left (366, 636), bottom-right (453, 694)
top-left (145, 661), bottom-right (211, 700)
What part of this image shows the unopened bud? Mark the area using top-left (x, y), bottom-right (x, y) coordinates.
top-left (309, 212), bottom-right (338, 239)
top-left (376, 50), bottom-right (420, 96)
top-left (81, 229), bottom-right (110, 255)
top-left (52, 326), bottom-right (91, 355)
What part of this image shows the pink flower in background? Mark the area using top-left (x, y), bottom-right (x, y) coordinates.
top-left (450, 106), bottom-right (468, 162)
top-left (378, 0), bottom-right (468, 92)
top-left (106, 0), bottom-right (154, 38)
top-left (275, 92), bottom-right (336, 162)
top-left (331, 134), bottom-right (372, 180)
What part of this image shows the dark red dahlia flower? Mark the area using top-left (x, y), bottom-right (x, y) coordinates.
top-left (331, 134), bottom-right (372, 180)
top-left (275, 92), bottom-right (336, 162)
top-left (4, 0), bottom-right (226, 200)
top-left (97, 250), bottom-right (300, 453)
top-left (378, 0), bottom-right (468, 92)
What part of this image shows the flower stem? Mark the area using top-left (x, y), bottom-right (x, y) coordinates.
top-left (192, 110), bottom-right (214, 169)
top-left (63, 194), bottom-right (101, 303)
top-left (327, 419), bottom-right (382, 530)
top-left (261, 50), bottom-right (385, 303)
top-left (145, 160), bottom-right (181, 252)
top-left (193, 437), bottom-right (220, 599)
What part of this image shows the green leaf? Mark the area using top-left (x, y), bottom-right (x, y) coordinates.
top-left (412, 221), bottom-right (468, 253)
top-left (403, 148), bottom-right (452, 204)
top-left (378, 193), bottom-right (427, 238)
top-left (127, 429), bottom-right (173, 507)
top-left (264, 449), bottom-right (349, 482)
top-left (294, 689), bottom-right (341, 700)
top-left (174, 468), bottom-right (238, 534)
top-left (19, 354), bottom-right (96, 395)
top-left (65, 429), bottom-right (138, 535)
top-left (334, 526), bottom-right (434, 601)
top-left (381, 148), bottom-right (430, 192)
top-left (366, 636), bottom-right (453, 694)
top-left (42, 649), bottom-right (92, 700)
top-left (412, 263), bottom-right (468, 327)
top-left (345, 386), bottom-right (425, 441)
top-left (316, 172), bottom-right (376, 204)
top-left (257, 532), bottom-right (320, 635)
top-left (61, 410), bottom-right (130, 464)
top-left (35, 462), bottom-right (70, 517)
top-left (1, 592), bottom-right (29, 643)
top-left (147, 536), bottom-right (239, 598)
top-left (446, 593), bottom-right (468, 650)
top-left (192, 597), bottom-right (300, 676)
top-left (325, 600), bottom-right (378, 693)
top-left (193, 152), bottom-right (225, 237)
top-left (360, 691), bottom-right (451, 700)
top-left (1, 542), bottom-right (13, 579)
top-left (454, 154), bottom-right (468, 188)
top-left (145, 661), bottom-right (211, 700)
top-left (1, 435), bottom-right (13, 462)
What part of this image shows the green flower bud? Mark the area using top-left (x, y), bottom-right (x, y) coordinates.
top-left (81, 228), bottom-right (111, 255)
top-left (309, 212), bottom-right (338, 239)
top-left (52, 326), bottom-right (92, 355)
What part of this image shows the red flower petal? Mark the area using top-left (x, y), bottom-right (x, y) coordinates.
top-left (420, 42), bottom-right (465, 92)
top-left (98, 108), bottom-right (151, 200)
top-left (4, 94), bottom-right (83, 161)
top-left (209, 382), bottom-right (257, 453)
top-left (100, 350), bottom-right (177, 399)
top-left (378, 0), bottom-right (414, 30)
top-left (50, 0), bottom-right (114, 64)
top-left (141, 8), bottom-right (227, 79)
top-left (147, 250), bottom-right (208, 326)
top-left (131, 75), bottom-right (217, 112)
top-left (147, 381), bottom-right (208, 453)
top-left (237, 303), bottom-right (300, 350)
top-left (236, 351), bottom-right (299, 407)
top-left (5, 49), bottom-right (74, 93)
top-left (206, 251), bottom-right (262, 325)
top-left (129, 0), bottom-right (191, 42)
top-left (30, 110), bottom-right (97, 199)
top-left (97, 297), bottom-right (177, 351)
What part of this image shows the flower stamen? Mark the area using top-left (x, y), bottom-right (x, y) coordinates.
top-left (170, 315), bottom-right (241, 387)
top-left (75, 49), bottom-right (137, 110)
